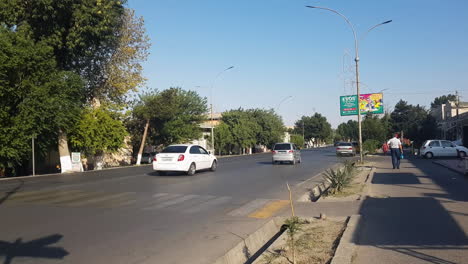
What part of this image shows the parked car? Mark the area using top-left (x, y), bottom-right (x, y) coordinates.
top-left (420, 140), bottom-right (468, 159)
top-left (153, 144), bottom-right (217, 175)
top-left (141, 152), bottom-right (157, 164)
top-left (272, 143), bottom-right (301, 165)
top-left (336, 142), bottom-right (355, 156)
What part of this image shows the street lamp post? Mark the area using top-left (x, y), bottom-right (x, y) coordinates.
top-left (306, 6), bottom-right (391, 163)
top-left (211, 66), bottom-right (234, 154)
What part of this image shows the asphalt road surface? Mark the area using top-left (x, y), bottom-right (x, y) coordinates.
top-left (0, 147), bottom-right (347, 264)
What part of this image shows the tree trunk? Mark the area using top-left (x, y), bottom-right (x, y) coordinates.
top-left (136, 119), bottom-right (150, 165)
top-left (58, 129), bottom-right (72, 173)
top-left (93, 152), bottom-right (105, 170)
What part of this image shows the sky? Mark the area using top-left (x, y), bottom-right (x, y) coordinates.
top-left (126, 0), bottom-right (468, 128)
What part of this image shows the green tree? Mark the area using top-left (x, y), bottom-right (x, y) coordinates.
top-left (69, 107), bottom-right (127, 168)
top-left (0, 28), bottom-right (84, 176)
top-left (129, 88), bottom-right (208, 158)
top-left (295, 113), bottom-right (332, 144)
top-left (431, 94), bottom-right (457, 108)
top-left (362, 114), bottom-right (387, 143)
top-left (290, 134), bottom-right (305, 149)
top-left (336, 120), bottom-right (358, 142)
top-left (213, 122), bottom-right (233, 155)
top-left (247, 109), bottom-right (285, 148)
top-left (222, 109), bottom-right (260, 153)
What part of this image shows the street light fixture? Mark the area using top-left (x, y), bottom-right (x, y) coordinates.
top-left (210, 66), bottom-right (234, 154)
top-left (306, 5), bottom-right (392, 163)
top-left (275, 95), bottom-right (293, 112)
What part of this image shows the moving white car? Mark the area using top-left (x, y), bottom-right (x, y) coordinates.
top-left (420, 140), bottom-right (468, 159)
top-left (153, 144), bottom-right (217, 175)
top-left (272, 143), bottom-right (301, 165)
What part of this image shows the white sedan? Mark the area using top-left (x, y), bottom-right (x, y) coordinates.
top-left (153, 144), bottom-right (217, 175)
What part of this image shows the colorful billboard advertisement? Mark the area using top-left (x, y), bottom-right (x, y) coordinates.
top-left (340, 93), bottom-right (383, 116)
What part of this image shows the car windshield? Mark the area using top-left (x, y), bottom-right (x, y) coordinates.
top-left (161, 146), bottom-right (188, 153)
top-left (274, 144), bottom-right (291, 150)
top-left (338, 143), bottom-right (352, 146)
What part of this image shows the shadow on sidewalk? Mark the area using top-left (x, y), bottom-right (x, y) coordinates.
top-left (353, 157), bottom-right (468, 263)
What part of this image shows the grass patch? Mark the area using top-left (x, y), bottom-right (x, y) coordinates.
top-left (261, 218), bottom-right (346, 264)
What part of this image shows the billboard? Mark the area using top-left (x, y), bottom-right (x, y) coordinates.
top-left (340, 93), bottom-right (383, 116)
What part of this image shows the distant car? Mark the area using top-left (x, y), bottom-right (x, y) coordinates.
top-left (153, 144), bottom-right (217, 175)
top-left (420, 140), bottom-right (468, 159)
top-left (141, 152), bottom-right (157, 164)
top-left (336, 142), bottom-right (355, 156)
top-left (272, 143), bottom-right (301, 165)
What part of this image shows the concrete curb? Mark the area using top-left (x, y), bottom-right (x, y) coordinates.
top-left (330, 215), bottom-right (360, 264)
top-left (432, 160), bottom-right (468, 176)
top-left (297, 164), bottom-right (342, 202)
top-left (212, 217), bottom-right (286, 264)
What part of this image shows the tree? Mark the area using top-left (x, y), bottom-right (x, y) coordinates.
top-left (336, 120), bottom-right (358, 142)
top-left (0, 27), bottom-right (84, 176)
top-left (362, 114), bottom-right (387, 143)
top-left (431, 94), bottom-right (457, 109)
top-left (246, 109), bottom-right (285, 148)
top-left (69, 107), bottom-right (127, 169)
top-left (213, 122), bottom-right (233, 155)
top-left (295, 113), bottom-right (332, 144)
top-left (290, 134), bottom-right (305, 149)
top-left (129, 88), bottom-right (208, 161)
top-left (95, 8), bottom-right (151, 106)
top-left (222, 109), bottom-right (260, 153)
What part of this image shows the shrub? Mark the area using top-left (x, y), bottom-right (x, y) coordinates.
top-left (363, 139), bottom-right (380, 154)
top-left (323, 161), bottom-right (356, 194)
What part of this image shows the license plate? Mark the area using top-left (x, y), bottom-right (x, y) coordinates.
top-left (162, 158), bottom-right (172, 161)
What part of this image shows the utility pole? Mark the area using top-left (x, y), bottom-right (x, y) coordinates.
top-left (32, 135), bottom-right (35, 176)
top-left (302, 120), bottom-right (305, 145)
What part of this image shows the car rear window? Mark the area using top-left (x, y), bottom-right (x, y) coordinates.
top-left (274, 144), bottom-right (292, 150)
top-left (338, 143), bottom-right (352, 146)
top-left (161, 146), bottom-right (188, 153)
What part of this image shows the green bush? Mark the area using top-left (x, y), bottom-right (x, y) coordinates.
top-left (363, 139), bottom-right (380, 154)
top-left (323, 161), bottom-right (356, 194)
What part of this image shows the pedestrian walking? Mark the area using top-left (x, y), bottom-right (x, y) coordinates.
top-left (382, 142), bottom-right (389, 156)
top-left (387, 133), bottom-right (403, 169)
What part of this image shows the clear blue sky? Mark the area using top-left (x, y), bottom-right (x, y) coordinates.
top-left (127, 0), bottom-right (468, 128)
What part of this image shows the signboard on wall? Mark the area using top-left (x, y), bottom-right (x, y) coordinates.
top-left (340, 93), bottom-right (384, 116)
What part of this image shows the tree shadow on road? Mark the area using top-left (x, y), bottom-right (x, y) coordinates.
top-left (0, 181), bottom-right (24, 206)
top-left (0, 234), bottom-right (69, 264)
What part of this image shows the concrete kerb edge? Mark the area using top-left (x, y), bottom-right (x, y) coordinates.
top-left (330, 215), bottom-right (361, 264)
top-left (212, 217), bottom-right (287, 264)
top-left (432, 160), bottom-right (468, 176)
top-left (297, 163), bottom-right (343, 202)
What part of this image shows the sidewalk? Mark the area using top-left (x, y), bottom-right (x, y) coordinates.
top-left (354, 156), bottom-right (468, 264)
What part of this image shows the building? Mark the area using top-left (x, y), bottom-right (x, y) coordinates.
top-left (432, 101), bottom-right (468, 147)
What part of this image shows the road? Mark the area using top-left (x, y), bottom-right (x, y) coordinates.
top-left (0, 147), bottom-right (346, 264)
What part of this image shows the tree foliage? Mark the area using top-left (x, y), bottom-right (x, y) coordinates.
top-left (128, 88), bottom-right (208, 149)
top-left (295, 113), bottom-right (332, 143)
top-left (0, 27), bottom-right (84, 172)
top-left (290, 134), bottom-right (304, 149)
top-left (69, 107), bottom-right (127, 155)
top-left (431, 94), bottom-right (457, 108)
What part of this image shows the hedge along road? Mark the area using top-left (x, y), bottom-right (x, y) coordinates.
top-left (0, 147), bottom-right (348, 264)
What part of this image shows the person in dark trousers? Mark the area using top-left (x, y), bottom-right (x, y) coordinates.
top-left (387, 133), bottom-right (403, 169)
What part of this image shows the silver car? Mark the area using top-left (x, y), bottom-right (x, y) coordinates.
top-left (272, 143), bottom-right (301, 165)
top-left (336, 142), bottom-right (355, 156)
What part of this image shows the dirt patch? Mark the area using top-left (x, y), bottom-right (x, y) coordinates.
top-left (257, 218), bottom-right (346, 264)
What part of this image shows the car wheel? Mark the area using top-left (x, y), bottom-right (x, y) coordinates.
top-left (210, 160), bottom-right (217, 171)
top-left (291, 159), bottom-right (296, 165)
top-left (459, 151), bottom-right (467, 158)
top-left (425, 152), bottom-right (434, 159)
top-left (272, 160), bottom-right (276, 165)
top-left (187, 163), bottom-right (196, 176)
top-left (298, 158), bottom-right (301, 164)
